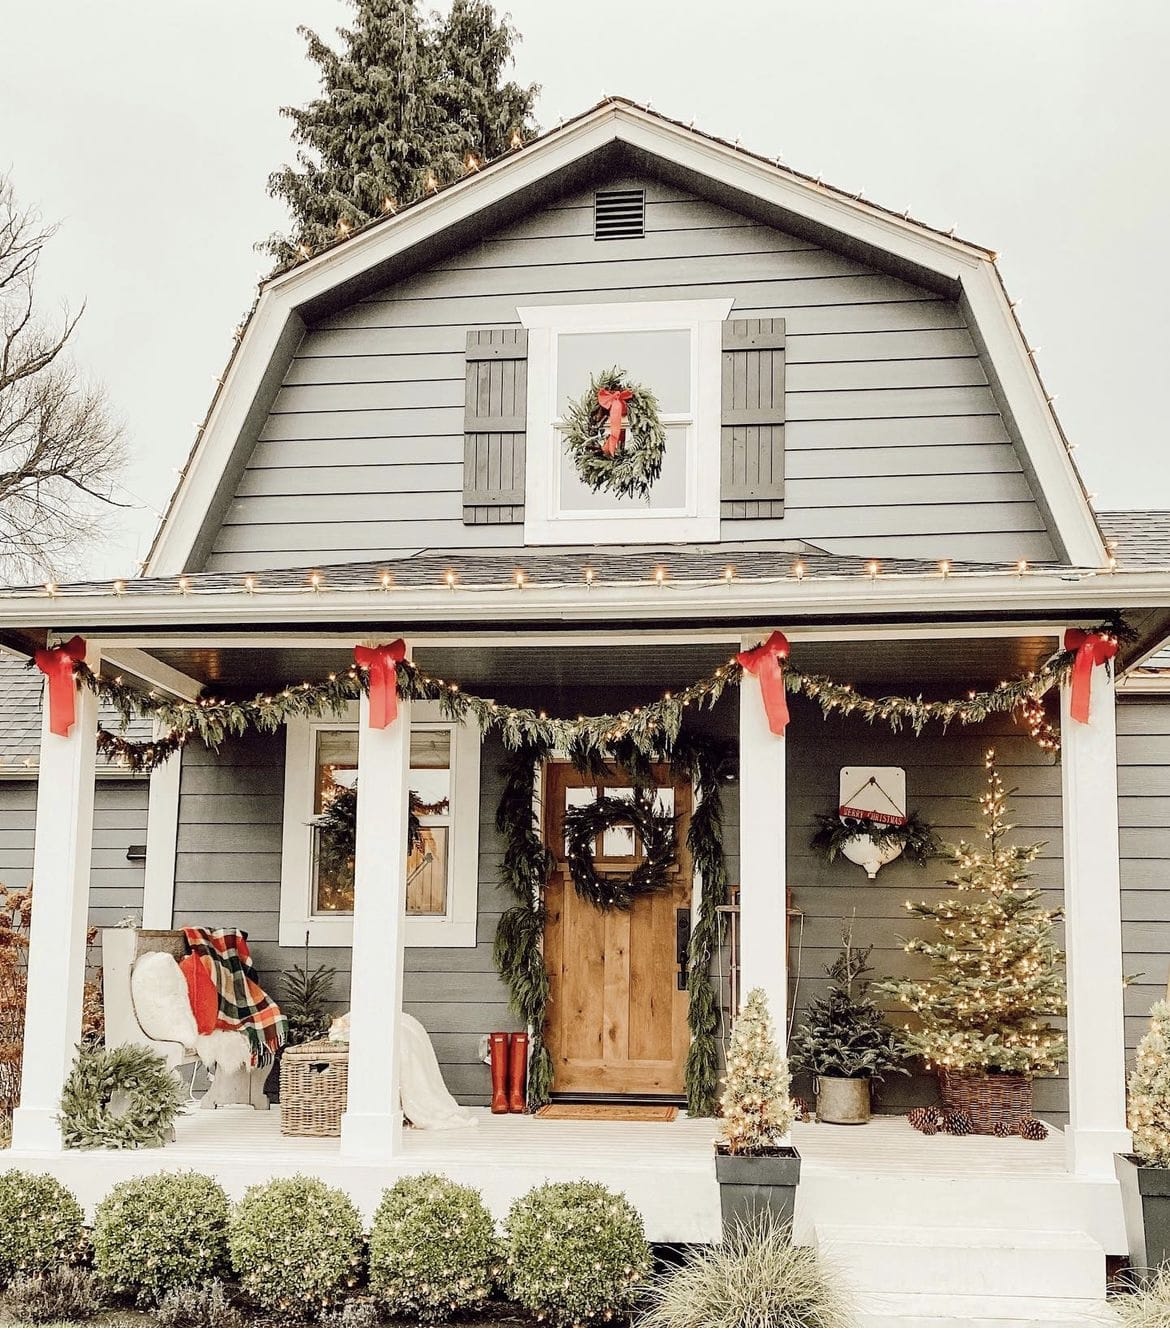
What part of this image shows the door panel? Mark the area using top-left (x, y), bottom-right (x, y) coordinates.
top-left (543, 762), bottom-right (692, 1096)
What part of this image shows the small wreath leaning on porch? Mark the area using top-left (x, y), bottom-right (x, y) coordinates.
top-left (562, 366), bottom-right (667, 500)
top-left (59, 1044), bottom-right (184, 1150)
top-left (563, 791), bottom-right (677, 910)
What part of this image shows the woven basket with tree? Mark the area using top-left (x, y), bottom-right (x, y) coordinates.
top-left (876, 757), bottom-right (1066, 1134)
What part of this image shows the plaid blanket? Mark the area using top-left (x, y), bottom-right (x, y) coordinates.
top-left (182, 927), bottom-right (288, 1065)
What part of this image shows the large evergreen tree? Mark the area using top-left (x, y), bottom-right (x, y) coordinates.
top-left (877, 758), bottom-right (1067, 1076)
top-left (263, 0), bottom-right (538, 265)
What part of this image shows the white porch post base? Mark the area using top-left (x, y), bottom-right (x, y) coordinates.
top-left (11, 652), bottom-right (100, 1154)
top-left (1061, 651), bottom-right (1131, 1177)
top-left (339, 678), bottom-right (411, 1161)
top-left (737, 637), bottom-right (789, 1031)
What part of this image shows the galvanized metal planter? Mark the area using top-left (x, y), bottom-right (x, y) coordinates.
top-left (1115, 1153), bottom-right (1170, 1276)
top-left (715, 1147), bottom-right (802, 1233)
top-left (815, 1075), bottom-right (872, 1124)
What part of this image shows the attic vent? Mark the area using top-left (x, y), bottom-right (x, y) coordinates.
top-left (594, 189), bottom-right (645, 240)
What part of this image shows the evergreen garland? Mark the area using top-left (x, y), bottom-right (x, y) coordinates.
top-left (59, 1045), bottom-right (184, 1150)
top-left (561, 367), bottom-right (668, 500)
top-left (76, 614), bottom-right (1131, 776)
top-left (562, 791), bottom-right (676, 910)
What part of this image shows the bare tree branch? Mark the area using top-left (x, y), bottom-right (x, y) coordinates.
top-left (0, 174), bottom-right (126, 582)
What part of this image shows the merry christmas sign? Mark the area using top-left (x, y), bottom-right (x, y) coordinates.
top-left (839, 767), bottom-right (907, 826)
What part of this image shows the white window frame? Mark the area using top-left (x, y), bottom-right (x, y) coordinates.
top-left (278, 702), bottom-right (481, 948)
top-left (518, 298), bottom-right (731, 544)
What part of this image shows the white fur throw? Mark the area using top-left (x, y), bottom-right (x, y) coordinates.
top-left (130, 952), bottom-right (199, 1047)
top-left (195, 1029), bottom-right (251, 1074)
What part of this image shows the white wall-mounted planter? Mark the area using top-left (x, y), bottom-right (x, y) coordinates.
top-left (841, 835), bottom-right (904, 879)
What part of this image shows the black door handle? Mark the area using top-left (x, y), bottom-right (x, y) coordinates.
top-left (676, 908), bottom-right (691, 990)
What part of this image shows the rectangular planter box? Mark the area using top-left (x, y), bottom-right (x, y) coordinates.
top-left (715, 1147), bottom-right (801, 1234)
top-left (1116, 1153), bottom-right (1170, 1275)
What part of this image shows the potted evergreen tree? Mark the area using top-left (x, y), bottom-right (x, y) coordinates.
top-left (1116, 999), bottom-right (1170, 1274)
top-left (715, 988), bottom-right (800, 1230)
top-left (790, 930), bottom-right (909, 1123)
top-left (877, 758), bottom-right (1066, 1133)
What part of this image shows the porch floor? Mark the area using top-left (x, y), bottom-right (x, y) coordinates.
top-left (9, 1108), bottom-right (1120, 1247)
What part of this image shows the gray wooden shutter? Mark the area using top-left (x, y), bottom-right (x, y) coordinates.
top-left (463, 328), bottom-right (527, 525)
top-left (721, 318), bottom-right (786, 518)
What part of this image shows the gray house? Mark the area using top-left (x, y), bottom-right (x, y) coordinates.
top-left (4, 100), bottom-right (1170, 1322)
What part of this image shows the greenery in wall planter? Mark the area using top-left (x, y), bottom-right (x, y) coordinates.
top-left (715, 988), bottom-right (800, 1232)
top-left (811, 811), bottom-right (939, 879)
top-left (1116, 998), bottom-right (1170, 1277)
top-left (789, 930), bottom-right (910, 1124)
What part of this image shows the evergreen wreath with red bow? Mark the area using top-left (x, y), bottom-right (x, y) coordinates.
top-left (562, 366), bottom-right (667, 499)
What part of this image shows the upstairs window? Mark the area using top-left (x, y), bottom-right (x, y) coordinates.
top-left (518, 299), bottom-right (730, 544)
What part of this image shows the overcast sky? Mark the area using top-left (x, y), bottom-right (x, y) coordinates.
top-left (3, 0), bottom-right (1167, 576)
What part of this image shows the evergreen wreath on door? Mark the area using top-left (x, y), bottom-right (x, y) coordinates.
top-left (562, 789), bottom-right (677, 910)
top-left (562, 366), bottom-right (667, 499)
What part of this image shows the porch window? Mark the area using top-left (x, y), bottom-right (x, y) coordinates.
top-left (279, 703), bottom-right (480, 948)
top-left (518, 299), bottom-right (730, 544)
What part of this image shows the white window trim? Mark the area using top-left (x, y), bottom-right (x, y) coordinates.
top-left (278, 702), bottom-right (481, 948)
top-left (518, 298), bottom-right (732, 544)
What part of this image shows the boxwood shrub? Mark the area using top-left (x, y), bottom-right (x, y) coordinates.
top-left (368, 1173), bottom-right (496, 1321)
top-left (502, 1180), bottom-right (651, 1324)
top-left (92, 1171), bottom-right (231, 1305)
top-left (228, 1175), bottom-right (363, 1320)
top-left (0, 1170), bottom-right (84, 1285)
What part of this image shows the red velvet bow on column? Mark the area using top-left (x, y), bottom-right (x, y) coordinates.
top-left (34, 635), bottom-right (87, 737)
top-left (736, 630), bottom-right (791, 737)
top-left (596, 387), bottom-right (633, 456)
top-left (354, 639), bottom-right (406, 729)
top-left (1063, 628), bottom-right (1118, 725)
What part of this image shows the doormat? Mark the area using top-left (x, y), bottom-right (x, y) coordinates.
top-left (534, 1103), bottom-right (678, 1123)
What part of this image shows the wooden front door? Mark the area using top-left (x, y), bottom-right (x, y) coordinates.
top-left (543, 762), bottom-right (692, 1097)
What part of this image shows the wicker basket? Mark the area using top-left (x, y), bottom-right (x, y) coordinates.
top-left (938, 1067), bottom-right (1033, 1134)
top-left (279, 1040), bottom-right (349, 1137)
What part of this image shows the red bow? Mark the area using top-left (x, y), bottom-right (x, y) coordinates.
top-left (596, 387), bottom-right (633, 457)
top-left (1063, 628), bottom-right (1118, 725)
top-left (736, 631), bottom-right (791, 736)
top-left (354, 640), bottom-right (406, 729)
top-left (34, 635), bottom-right (87, 737)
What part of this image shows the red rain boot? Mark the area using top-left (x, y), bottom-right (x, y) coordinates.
top-left (489, 1032), bottom-right (510, 1114)
top-left (508, 1031), bottom-right (530, 1113)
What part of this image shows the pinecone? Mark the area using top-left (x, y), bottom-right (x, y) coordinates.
top-left (941, 1110), bottom-right (974, 1136)
top-left (1015, 1117), bottom-right (1048, 1141)
top-left (792, 1096), bottom-right (813, 1123)
top-left (992, 1120), bottom-right (1015, 1137)
top-left (907, 1105), bottom-right (940, 1133)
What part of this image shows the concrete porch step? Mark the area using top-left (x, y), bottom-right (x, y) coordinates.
top-left (815, 1222), bottom-right (1107, 1327)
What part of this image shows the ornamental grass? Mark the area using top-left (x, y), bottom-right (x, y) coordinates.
top-left (1113, 1265), bottom-right (1170, 1327)
top-left (639, 1215), bottom-right (852, 1328)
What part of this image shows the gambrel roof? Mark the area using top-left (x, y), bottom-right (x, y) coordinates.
top-left (147, 97), bottom-right (1105, 575)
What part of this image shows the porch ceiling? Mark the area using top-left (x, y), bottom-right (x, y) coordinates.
top-left (143, 635), bottom-right (1061, 703)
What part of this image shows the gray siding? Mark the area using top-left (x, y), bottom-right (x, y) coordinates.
top-left (0, 779), bottom-right (149, 928)
top-left (172, 695), bottom-right (1071, 1118)
top-left (783, 696), bottom-right (1068, 1123)
top-left (1119, 696), bottom-right (1170, 1066)
top-left (172, 730), bottom-right (516, 1107)
top-left (205, 175), bottom-right (1056, 571)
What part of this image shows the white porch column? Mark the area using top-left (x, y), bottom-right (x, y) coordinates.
top-left (141, 722), bottom-right (181, 929)
top-left (737, 635), bottom-right (789, 1033)
top-left (340, 669), bottom-right (411, 1159)
top-left (1061, 647), bottom-right (1131, 1176)
top-left (11, 644), bottom-right (100, 1153)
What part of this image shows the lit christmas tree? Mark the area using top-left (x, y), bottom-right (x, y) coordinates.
top-left (718, 987), bottom-right (794, 1154)
top-left (878, 754), bottom-right (1066, 1075)
top-left (1129, 1000), bottom-right (1170, 1166)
